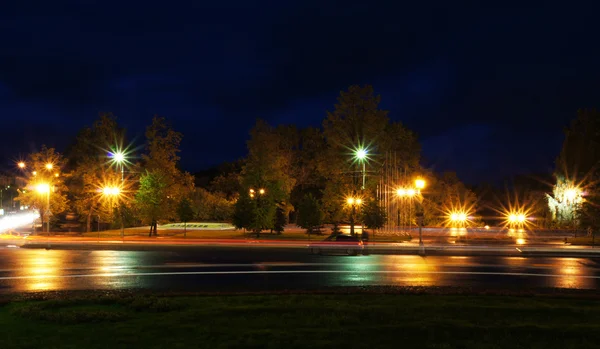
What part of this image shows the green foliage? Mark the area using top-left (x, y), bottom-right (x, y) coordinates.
top-left (232, 193), bottom-right (254, 230)
top-left (362, 199), bottom-right (386, 231)
top-left (65, 113), bottom-right (126, 232)
top-left (16, 146), bottom-right (70, 230)
top-left (248, 194), bottom-right (276, 234)
top-left (296, 194), bottom-right (323, 234)
top-left (134, 170), bottom-right (168, 231)
top-left (273, 205), bottom-right (287, 234)
top-left (138, 116), bottom-right (195, 229)
top-left (176, 197), bottom-right (195, 234)
top-left (554, 109), bottom-right (600, 229)
top-left (421, 172), bottom-right (478, 226)
top-left (209, 160), bottom-right (244, 200)
top-left (242, 119), bottom-right (297, 203)
top-left (190, 188), bottom-right (234, 222)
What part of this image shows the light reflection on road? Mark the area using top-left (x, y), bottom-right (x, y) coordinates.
top-left (19, 250), bottom-right (61, 291)
top-left (1, 248), bottom-right (600, 293)
top-left (383, 255), bottom-right (436, 286)
top-left (553, 257), bottom-right (591, 289)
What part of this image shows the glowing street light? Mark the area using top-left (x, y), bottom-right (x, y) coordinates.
top-left (109, 149), bottom-right (127, 181)
top-left (565, 187), bottom-right (581, 202)
top-left (36, 183), bottom-right (50, 194)
top-left (355, 148), bottom-right (367, 160)
top-left (507, 211), bottom-right (527, 230)
top-left (449, 210), bottom-right (468, 228)
top-left (45, 163), bottom-right (53, 170)
top-left (354, 147), bottom-right (368, 190)
top-left (396, 181), bottom-right (425, 237)
top-left (102, 187), bottom-right (121, 196)
top-left (112, 151), bottom-right (125, 164)
top-left (346, 196), bottom-right (363, 236)
top-left (249, 188), bottom-right (265, 199)
top-left (32, 171), bottom-right (37, 176)
top-left (18, 162), bottom-right (25, 169)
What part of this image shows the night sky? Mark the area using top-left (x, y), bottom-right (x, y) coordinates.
top-left (1, 2), bottom-right (599, 184)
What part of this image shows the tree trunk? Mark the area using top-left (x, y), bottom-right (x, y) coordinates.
top-left (87, 212), bottom-right (92, 233)
top-left (184, 222), bottom-right (187, 238)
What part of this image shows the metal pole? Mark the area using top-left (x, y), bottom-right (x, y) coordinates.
top-left (350, 205), bottom-right (355, 236)
top-left (46, 191), bottom-right (50, 235)
top-left (120, 205), bottom-right (125, 239)
top-left (410, 197), bottom-right (412, 235)
top-left (362, 162), bottom-right (365, 190)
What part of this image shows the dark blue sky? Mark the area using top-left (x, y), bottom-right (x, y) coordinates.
top-left (1, 1), bottom-right (598, 184)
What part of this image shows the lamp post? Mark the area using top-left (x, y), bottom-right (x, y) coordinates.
top-left (507, 212), bottom-right (527, 231)
top-left (347, 197), bottom-right (363, 236)
top-left (102, 186), bottom-right (122, 238)
top-left (354, 148), bottom-right (367, 190)
top-left (396, 179), bottom-right (426, 235)
top-left (249, 188), bottom-right (266, 237)
top-left (36, 183), bottom-right (51, 234)
top-left (110, 151), bottom-right (126, 182)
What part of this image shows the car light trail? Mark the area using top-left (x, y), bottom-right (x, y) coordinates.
top-left (0, 212), bottom-right (39, 233)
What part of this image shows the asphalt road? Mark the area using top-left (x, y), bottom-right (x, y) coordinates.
top-left (1, 246), bottom-right (600, 293)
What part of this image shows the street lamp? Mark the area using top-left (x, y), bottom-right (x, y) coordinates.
top-left (354, 148), bottom-right (368, 190)
top-left (449, 211), bottom-right (468, 228)
top-left (248, 188), bottom-right (266, 237)
top-left (109, 150), bottom-right (127, 182)
top-left (346, 196), bottom-right (363, 236)
top-left (18, 162), bottom-right (25, 169)
top-left (507, 211), bottom-right (527, 230)
top-left (45, 163), bottom-right (53, 170)
top-left (396, 180), bottom-right (425, 234)
top-left (36, 183), bottom-right (51, 234)
top-left (101, 186), bottom-right (123, 238)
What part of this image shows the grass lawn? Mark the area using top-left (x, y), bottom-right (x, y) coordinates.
top-left (1, 292), bottom-right (600, 349)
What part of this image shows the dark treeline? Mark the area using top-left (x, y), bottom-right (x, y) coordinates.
top-left (12, 87), bottom-right (600, 235)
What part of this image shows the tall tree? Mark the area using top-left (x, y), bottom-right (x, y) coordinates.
top-left (135, 171), bottom-right (168, 236)
top-left (362, 198), bottom-right (387, 234)
top-left (297, 193), bottom-right (324, 236)
top-left (273, 204), bottom-right (287, 235)
top-left (138, 116), bottom-right (194, 235)
top-left (319, 85), bottom-right (391, 227)
top-left (17, 146), bottom-right (69, 233)
top-left (232, 193), bottom-right (254, 231)
top-left (66, 113), bottom-right (125, 232)
top-left (239, 120), bottom-right (297, 233)
top-left (553, 109), bottom-right (600, 230)
top-left (177, 197), bottom-right (195, 237)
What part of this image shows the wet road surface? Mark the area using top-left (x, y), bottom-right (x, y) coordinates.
top-left (1, 246), bottom-right (600, 293)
